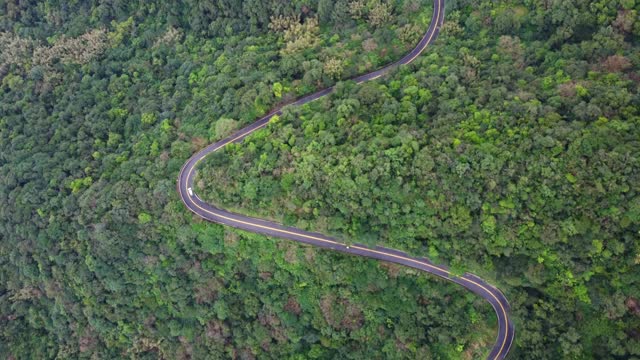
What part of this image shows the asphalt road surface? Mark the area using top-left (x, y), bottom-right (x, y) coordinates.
top-left (178, 0), bottom-right (515, 358)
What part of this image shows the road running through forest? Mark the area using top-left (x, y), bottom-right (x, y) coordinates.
top-left (178, 0), bottom-right (515, 358)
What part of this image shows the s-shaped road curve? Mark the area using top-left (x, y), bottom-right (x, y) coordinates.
top-left (178, 0), bottom-right (515, 358)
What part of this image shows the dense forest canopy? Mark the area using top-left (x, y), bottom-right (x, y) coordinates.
top-left (196, 0), bottom-right (640, 358)
top-left (1, 0), bottom-right (639, 359)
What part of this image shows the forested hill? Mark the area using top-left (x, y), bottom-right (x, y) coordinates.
top-left (1, 0), bottom-right (497, 359)
top-left (194, 0), bottom-right (640, 358)
top-left (1, 0), bottom-right (639, 359)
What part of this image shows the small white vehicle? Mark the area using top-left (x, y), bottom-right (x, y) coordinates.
top-left (187, 187), bottom-right (193, 196)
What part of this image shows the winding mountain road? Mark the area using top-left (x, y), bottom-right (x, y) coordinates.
top-left (178, 0), bottom-right (515, 358)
